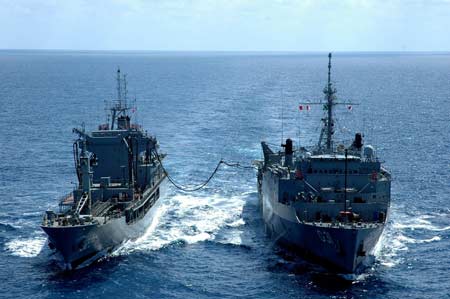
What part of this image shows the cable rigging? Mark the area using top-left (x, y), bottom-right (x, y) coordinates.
top-left (152, 148), bottom-right (255, 192)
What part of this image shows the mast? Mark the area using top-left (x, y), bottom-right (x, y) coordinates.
top-left (117, 68), bottom-right (122, 104)
top-left (111, 68), bottom-right (121, 129)
top-left (344, 148), bottom-right (348, 212)
top-left (110, 68), bottom-right (131, 130)
top-left (299, 53), bottom-right (357, 152)
top-left (324, 52), bottom-right (336, 151)
top-left (123, 74), bottom-right (128, 108)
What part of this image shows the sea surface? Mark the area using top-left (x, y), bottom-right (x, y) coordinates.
top-left (0, 51), bottom-right (449, 299)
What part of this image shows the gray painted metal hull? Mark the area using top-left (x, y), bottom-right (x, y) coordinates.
top-left (260, 189), bottom-right (384, 273)
top-left (42, 180), bottom-right (167, 270)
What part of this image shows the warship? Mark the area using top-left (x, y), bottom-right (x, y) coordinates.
top-left (41, 69), bottom-right (167, 270)
top-left (256, 53), bottom-right (391, 273)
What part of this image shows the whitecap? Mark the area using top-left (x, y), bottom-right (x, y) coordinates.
top-left (181, 232), bottom-right (212, 244)
top-left (5, 237), bottom-right (46, 257)
top-left (226, 218), bottom-right (245, 228)
top-left (374, 211), bottom-right (445, 268)
top-left (392, 214), bottom-right (450, 231)
top-left (399, 235), bottom-right (441, 244)
top-left (339, 272), bottom-right (371, 282)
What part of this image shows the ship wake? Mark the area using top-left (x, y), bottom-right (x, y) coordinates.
top-left (115, 192), bottom-right (247, 255)
top-left (374, 207), bottom-right (448, 268)
top-left (5, 237), bottom-right (46, 258)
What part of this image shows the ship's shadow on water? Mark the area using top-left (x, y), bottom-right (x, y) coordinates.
top-left (266, 245), bottom-right (397, 297)
top-left (30, 244), bottom-right (138, 294)
top-left (37, 252), bottom-right (125, 282)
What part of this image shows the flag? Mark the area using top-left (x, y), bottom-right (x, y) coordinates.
top-left (299, 105), bottom-right (311, 111)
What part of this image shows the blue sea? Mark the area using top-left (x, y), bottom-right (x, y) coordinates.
top-left (0, 51), bottom-right (449, 299)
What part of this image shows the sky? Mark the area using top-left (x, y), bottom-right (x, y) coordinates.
top-left (0, 0), bottom-right (449, 51)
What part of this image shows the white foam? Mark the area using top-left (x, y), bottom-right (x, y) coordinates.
top-left (392, 213), bottom-right (450, 231)
top-left (22, 211), bottom-right (43, 217)
top-left (374, 212), bottom-right (445, 268)
top-left (116, 192), bottom-right (246, 254)
top-left (339, 272), bottom-right (371, 282)
top-left (5, 237), bottom-right (46, 257)
top-left (226, 218), bottom-right (245, 228)
top-left (393, 222), bottom-right (450, 232)
top-left (114, 202), bottom-right (168, 255)
top-left (181, 232), bottom-right (212, 244)
top-left (396, 234), bottom-right (441, 244)
top-left (373, 229), bottom-right (405, 267)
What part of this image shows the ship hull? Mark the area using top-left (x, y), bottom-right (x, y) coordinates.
top-left (263, 208), bottom-right (383, 273)
top-left (259, 179), bottom-right (384, 274)
top-left (42, 179), bottom-right (167, 270)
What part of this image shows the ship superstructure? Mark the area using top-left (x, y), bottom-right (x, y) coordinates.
top-left (41, 69), bottom-right (167, 270)
top-left (256, 53), bottom-right (391, 273)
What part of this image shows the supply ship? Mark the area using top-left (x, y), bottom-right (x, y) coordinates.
top-left (256, 53), bottom-right (391, 273)
top-left (41, 69), bottom-right (167, 270)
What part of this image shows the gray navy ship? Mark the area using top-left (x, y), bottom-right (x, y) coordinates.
top-left (256, 53), bottom-right (391, 273)
top-left (41, 69), bottom-right (167, 270)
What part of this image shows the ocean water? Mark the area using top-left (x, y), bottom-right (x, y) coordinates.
top-left (0, 51), bottom-right (449, 299)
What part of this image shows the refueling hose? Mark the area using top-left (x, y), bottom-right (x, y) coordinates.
top-left (152, 148), bottom-right (254, 192)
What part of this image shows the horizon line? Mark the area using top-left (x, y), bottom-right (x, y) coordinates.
top-left (1, 48), bottom-right (450, 54)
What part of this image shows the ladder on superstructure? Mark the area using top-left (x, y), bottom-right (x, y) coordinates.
top-left (75, 192), bottom-right (89, 215)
